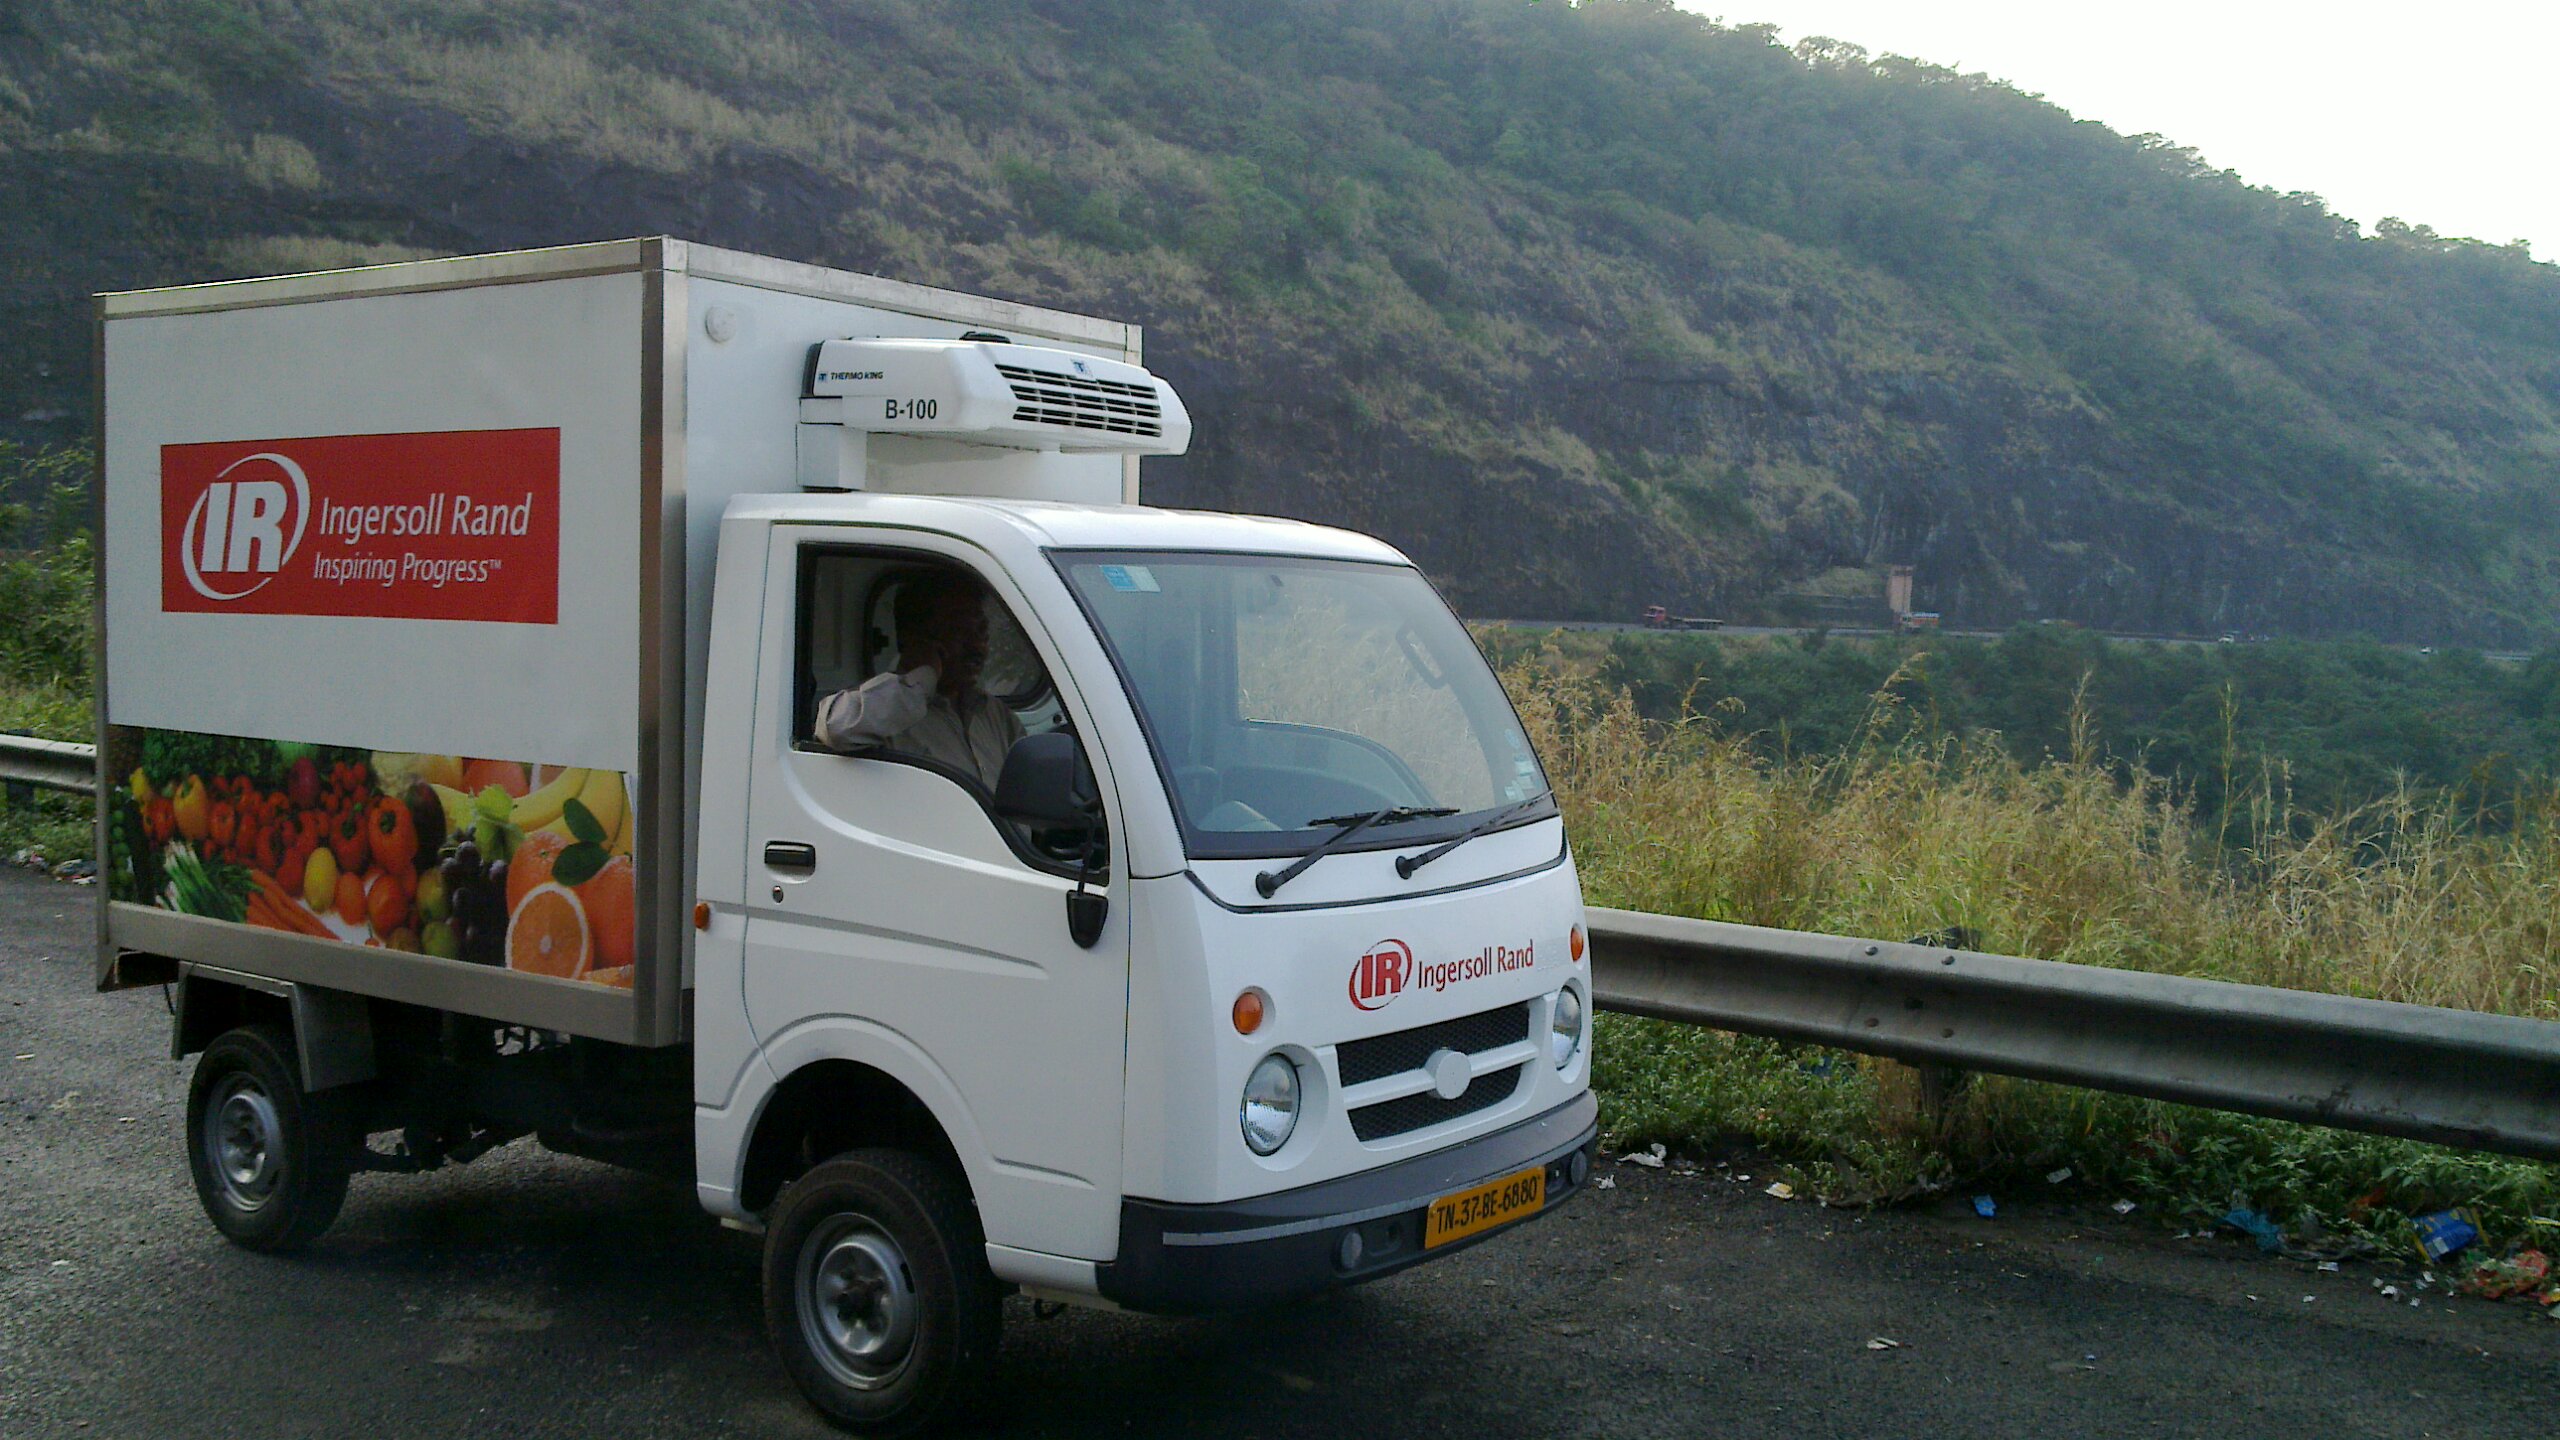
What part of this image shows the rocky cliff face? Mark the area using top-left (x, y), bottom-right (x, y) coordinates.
top-left (5, 0), bottom-right (2557, 645)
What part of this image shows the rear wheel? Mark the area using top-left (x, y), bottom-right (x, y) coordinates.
top-left (762, 1149), bottom-right (1002, 1435)
top-left (185, 1023), bottom-right (355, 1252)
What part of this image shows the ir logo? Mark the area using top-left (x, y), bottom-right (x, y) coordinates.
top-left (179, 452), bottom-right (311, 601)
top-left (1348, 939), bottom-right (1414, 1012)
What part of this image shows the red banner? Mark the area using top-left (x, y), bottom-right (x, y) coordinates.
top-left (161, 429), bottom-right (561, 623)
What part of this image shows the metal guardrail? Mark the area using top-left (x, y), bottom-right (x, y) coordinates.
top-left (14, 736), bottom-right (2557, 1160)
top-left (0, 734), bottom-right (95, 796)
top-left (1589, 907), bottom-right (2560, 1164)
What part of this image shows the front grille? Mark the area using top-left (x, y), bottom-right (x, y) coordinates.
top-left (1350, 1065), bottom-right (1527, 1141)
top-left (994, 362), bottom-right (1164, 437)
top-left (1336, 1002), bottom-right (1532, 1087)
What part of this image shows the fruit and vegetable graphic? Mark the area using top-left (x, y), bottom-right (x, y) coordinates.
top-left (105, 728), bottom-right (637, 988)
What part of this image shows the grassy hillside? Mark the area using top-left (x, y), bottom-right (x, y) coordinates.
top-left (5, 0), bottom-right (2559, 642)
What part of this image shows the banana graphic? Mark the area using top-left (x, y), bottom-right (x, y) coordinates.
top-left (509, 766), bottom-right (592, 832)
top-left (537, 768), bottom-right (627, 848)
top-left (608, 794), bottom-right (634, 857)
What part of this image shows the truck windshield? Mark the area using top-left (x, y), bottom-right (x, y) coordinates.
top-left (1058, 552), bottom-right (1551, 861)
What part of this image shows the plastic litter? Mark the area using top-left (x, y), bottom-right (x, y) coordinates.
top-left (2286, 1232), bottom-right (2379, 1263)
top-left (2379, 1285), bottom-right (2401, 1299)
top-left (1866, 1337), bottom-right (1900, 1350)
top-left (2316, 1261), bottom-right (2340, 1273)
top-left (2219, 1208), bottom-right (2286, 1254)
top-left (2411, 1209), bottom-right (2480, 1262)
top-left (1764, 1182), bottom-right (1796, 1201)
top-left (2462, 1250), bottom-right (2550, 1300)
top-left (2046, 1167), bottom-right (2073, 1185)
top-left (1621, 1144), bottom-right (1667, 1169)
top-left (1972, 1195), bottom-right (1997, 1219)
top-left (1591, 1174), bottom-right (1615, 1190)
top-left (2111, 1199), bottom-right (2137, 1216)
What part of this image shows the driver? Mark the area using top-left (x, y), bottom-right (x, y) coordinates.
top-left (813, 569), bottom-right (1024, 789)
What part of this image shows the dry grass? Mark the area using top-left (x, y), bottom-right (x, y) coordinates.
top-left (1510, 663), bottom-right (2560, 1237)
top-left (1513, 665), bottom-right (2560, 1019)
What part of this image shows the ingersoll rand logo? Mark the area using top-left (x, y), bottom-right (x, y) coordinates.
top-left (178, 453), bottom-right (312, 601)
top-left (1348, 939), bottom-right (1414, 1012)
top-left (159, 429), bottom-right (562, 624)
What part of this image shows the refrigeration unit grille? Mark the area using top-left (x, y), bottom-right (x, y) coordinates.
top-left (995, 362), bottom-right (1164, 438)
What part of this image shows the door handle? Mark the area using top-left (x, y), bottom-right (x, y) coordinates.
top-left (764, 841), bottom-right (818, 873)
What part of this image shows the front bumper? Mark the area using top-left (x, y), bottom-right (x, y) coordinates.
top-left (1096, 1091), bottom-right (1599, 1314)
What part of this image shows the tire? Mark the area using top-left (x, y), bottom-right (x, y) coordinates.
top-left (762, 1149), bottom-right (1003, 1436)
top-left (185, 1023), bottom-right (355, 1252)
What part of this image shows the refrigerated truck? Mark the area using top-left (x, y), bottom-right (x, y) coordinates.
top-left (93, 239), bottom-right (1598, 1433)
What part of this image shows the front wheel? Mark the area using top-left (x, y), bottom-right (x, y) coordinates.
top-left (185, 1023), bottom-right (355, 1252)
top-left (762, 1149), bottom-right (1003, 1435)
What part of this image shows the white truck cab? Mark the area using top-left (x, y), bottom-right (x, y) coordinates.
top-left (93, 240), bottom-right (1595, 1433)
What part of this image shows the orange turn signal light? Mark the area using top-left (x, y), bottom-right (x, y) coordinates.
top-left (693, 901), bottom-right (712, 931)
top-left (1569, 924), bottom-right (1587, 963)
top-left (1232, 989), bottom-right (1267, 1035)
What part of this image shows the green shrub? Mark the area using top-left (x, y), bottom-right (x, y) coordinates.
top-left (0, 443), bottom-right (92, 688)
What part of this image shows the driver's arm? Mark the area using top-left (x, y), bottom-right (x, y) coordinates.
top-left (813, 664), bottom-right (939, 750)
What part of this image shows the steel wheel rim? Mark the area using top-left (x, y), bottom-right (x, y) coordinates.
top-left (202, 1074), bottom-right (285, 1213)
top-left (797, 1215), bottom-right (920, 1391)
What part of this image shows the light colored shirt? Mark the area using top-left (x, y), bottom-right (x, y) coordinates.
top-left (813, 666), bottom-right (1024, 790)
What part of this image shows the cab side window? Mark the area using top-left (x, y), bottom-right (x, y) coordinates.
top-left (795, 547), bottom-right (1101, 873)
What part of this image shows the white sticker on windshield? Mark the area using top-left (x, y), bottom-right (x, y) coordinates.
top-left (1098, 564), bottom-right (1160, 593)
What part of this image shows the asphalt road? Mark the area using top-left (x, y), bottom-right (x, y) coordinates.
top-left (4, 866), bottom-right (2551, 1439)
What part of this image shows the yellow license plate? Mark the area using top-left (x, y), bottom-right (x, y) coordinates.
top-left (1424, 1166), bottom-right (1546, 1249)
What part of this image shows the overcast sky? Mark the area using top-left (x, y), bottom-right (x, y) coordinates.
top-left (1682, 1), bottom-right (2555, 260)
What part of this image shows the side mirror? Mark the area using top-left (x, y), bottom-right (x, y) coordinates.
top-left (996, 732), bottom-right (1109, 950)
top-left (995, 731), bottom-right (1098, 829)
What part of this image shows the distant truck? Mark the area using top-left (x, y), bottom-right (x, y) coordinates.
top-left (1639, 605), bottom-right (1721, 631)
top-left (92, 239), bottom-right (1597, 1435)
top-left (1894, 611), bottom-right (1942, 634)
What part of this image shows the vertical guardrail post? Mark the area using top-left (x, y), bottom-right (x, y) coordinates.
top-left (2, 729), bottom-right (33, 810)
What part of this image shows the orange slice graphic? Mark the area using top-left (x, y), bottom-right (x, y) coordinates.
top-left (507, 881), bottom-right (591, 980)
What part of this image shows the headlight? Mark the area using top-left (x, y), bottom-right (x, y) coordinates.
top-left (1241, 1053), bottom-right (1301, 1155)
top-left (1550, 986), bottom-right (1585, 1069)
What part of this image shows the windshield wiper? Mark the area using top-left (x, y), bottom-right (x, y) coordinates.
top-left (1300, 806), bottom-right (1458, 830)
top-left (1255, 806), bottom-right (1457, 897)
top-left (1394, 793), bottom-right (1554, 879)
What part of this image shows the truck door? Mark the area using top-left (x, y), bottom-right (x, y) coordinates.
top-left (738, 528), bottom-right (1127, 1261)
